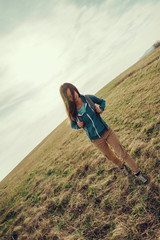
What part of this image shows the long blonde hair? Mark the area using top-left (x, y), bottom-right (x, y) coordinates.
top-left (59, 83), bottom-right (80, 121)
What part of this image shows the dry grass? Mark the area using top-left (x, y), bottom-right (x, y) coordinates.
top-left (0, 47), bottom-right (160, 240)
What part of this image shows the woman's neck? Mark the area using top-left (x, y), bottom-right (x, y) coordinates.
top-left (76, 97), bottom-right (83, 110)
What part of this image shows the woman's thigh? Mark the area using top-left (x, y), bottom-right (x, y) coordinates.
top-left (92, 137), bottom-right (111, 156)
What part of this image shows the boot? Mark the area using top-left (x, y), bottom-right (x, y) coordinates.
top-left (135, 171), bottom-right (149, 184)
top-left (120, 164), bottom-right (129, 176)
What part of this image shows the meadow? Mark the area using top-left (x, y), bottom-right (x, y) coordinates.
top-left (0, 47), bottom-right (160, 240)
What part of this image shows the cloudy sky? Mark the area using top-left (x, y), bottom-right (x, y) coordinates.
top-left (0, 0), bottom-right (160, 181)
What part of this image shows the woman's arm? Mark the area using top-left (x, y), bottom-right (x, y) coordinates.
top-left (87, 95), bottom-right (106, 111)
top-left (71, 120), bottom-right (81, 129)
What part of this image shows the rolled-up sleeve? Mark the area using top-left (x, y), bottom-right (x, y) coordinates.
top-left (71, 120), bottom-right (81, 129)
top-left (88, 95), bottom-right (106, 111)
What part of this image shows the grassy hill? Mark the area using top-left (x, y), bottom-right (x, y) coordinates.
top-left (0, 47), bottom-right (160, 240)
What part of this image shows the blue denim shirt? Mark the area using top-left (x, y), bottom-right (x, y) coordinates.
top-left (71, 95), bottom-right (108, 140)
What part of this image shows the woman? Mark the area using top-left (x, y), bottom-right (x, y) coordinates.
top-left (59, 83), bottom-right (148, 184)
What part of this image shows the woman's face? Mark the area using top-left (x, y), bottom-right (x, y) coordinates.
top-left (66, 88), bottom-right (79, 102)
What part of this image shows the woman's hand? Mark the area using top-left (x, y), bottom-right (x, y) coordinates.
top-left (96, 107), bottom-right (103, 114)
top-left (77, 121), bottom-right (84, 128)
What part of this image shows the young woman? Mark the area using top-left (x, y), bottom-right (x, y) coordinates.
top-left (59, 83), bottom-right (148, 184)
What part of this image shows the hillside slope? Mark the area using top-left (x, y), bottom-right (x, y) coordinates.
top-left (0, 47), bottom-right (160, 240)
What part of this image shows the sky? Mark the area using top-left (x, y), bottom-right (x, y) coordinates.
top-left (0, 0), bottom-right (160, 182)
